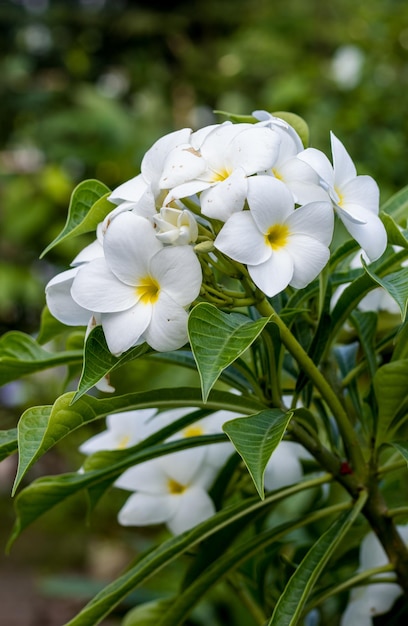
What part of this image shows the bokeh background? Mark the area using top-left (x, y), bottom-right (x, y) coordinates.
top-left (1, 0), bottom-right (407, 624)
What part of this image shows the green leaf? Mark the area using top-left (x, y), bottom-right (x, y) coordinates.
top-left (373, 360), bottom-right (408, 447)
top-left (13, 388), bottom-right (264, 494)
top-left (380, 213), bottom-right (408, 248)
top-left (123, 599), bottom-right (175, 626)
top-left (392, 320), bottom-right (408, 361)
top-left (213, 110), bottom-right (257, 123)
top-left (363, 259), bottom-right (408, 321)
top-left (267, 491), bottom-right (367, 626)
top-left (272, 111), bottom-right (310, 147)
top-left (0, 331), bottom-right (82, 386)
top-left (73, 326), bottom-right (151, 401)
top-left (349, 310), bottom-right (378, 379)
top-left (222, 409), bottom-right (293, 499)
top-left (188, 303), bottom-right (270, 402)
top-left (0, 428), bottom-right (18, 461)
top-left (389, 441), bottom-right (408, 465)
top-left (381, 184), bottom-right (408, 221)
top-left (57, 475), bottom-right (330, 626)
top-left (40, 179), bottom-right (112, 257)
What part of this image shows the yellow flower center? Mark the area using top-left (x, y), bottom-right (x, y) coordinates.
top-left (167, 478), bottom-right (187, 495)
top-left (272, 167), bottom-right (284, 181)
top-left (210, 167), bottom-right (231, 182)
top-left (136, 276), bottom-right (160, 304)
top-left (117, 434), bottom-right (131, 449)
top-left (183, 425), bottom-right (204, 438)
top-left (265, 223), bottom-right (290, 250)
top-left (334, 186), bottom-right (344, 207)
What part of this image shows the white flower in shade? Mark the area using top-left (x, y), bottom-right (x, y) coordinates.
top-left (340, 526), bottom-right (408, 626)
top-left (214, 176), bottom-right (333, 297)
top-left (161, 122), bottom-right (281, 222)
top-left (71, 212), bottom-right (202, 355)
top-left (115, 451), bottom-right (217, 535)
top-left (153, 207), bottom-right (198, 245)
top-left (108, 127), bottom-right (193, 214)
top-left (79, 409), bottom-right (157, 455)
top-left (264, 441), bottom-right (309, 491)
top-left (298, 132), bottom-right (387, 261)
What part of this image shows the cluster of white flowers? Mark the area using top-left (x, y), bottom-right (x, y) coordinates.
top-left (45, 110), bottom-right (387, 355)
top-left (80, 408), bottom-right (309, 535)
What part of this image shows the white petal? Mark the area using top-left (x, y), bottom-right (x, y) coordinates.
top-left (144, 294), bottom-right (189, 352)
top-left (104, 212), bottom-right (162, 284)
top-left (115, 459), bottom-right (167, 493)
top-left (141, 128), bottom-right (192, 190)
top-left (167, 486), bottom-right (215, 535)
top-left (341, 175), bottom-right (380, 215)
top-left (151, 246), bottom-right (202, 306)
top-left (228, 126), bottom-right (280, 174)
top-left (215, 211), bottom-right (270, 265)
top-left (297, 148), bottom-right (335, 188)
top-left (45, 268), bottom-right (91, 326)
top-left (248, 250), bottom-right (294, 297)
top-left (101, 303), bottom-right (151, 355)
top-left (80, 431), bottom-right (120, 455)
top-left (71, 239), bottom-right (104, 265)
top-left (286, 235), bottom-right (330, 289)
top-left (339, 208), bottom-right (387, 261)
top-left (164, 179), bottom-right (211, 205)
top-left (118, 492), bottom-right (177, 526)
top-left (160, 144), bottom-right (206, 189)
top-left (200, 169), bottom-right (248, 221)
top-left (331, 132), bottom-right (357, 186)
top-left (72, 258), bottom-right (137, 313)
top-left (264, 442), bottom-right (303, 491)
top-left (247, 176), bottom-right (294, 233)
top-left (287, 201), bottom-right (334, 246)
top-left (109, 174), bottom-right (147, 204)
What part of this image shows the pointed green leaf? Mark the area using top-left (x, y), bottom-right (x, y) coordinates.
top-left (272, 111), bottom-right (310, 147)
top-left (268, 491), bottom-right (367, 626)
top-left (373, 360), bottom-right (408, 447)
top-left (0, 331), bottom-right (82, 386)
top-left (381, 184), bottom-right (408, 221)
top-left (380, 213), bottom-right (408, 248)
top-left (213, 110), bottom-right (257, 123)
top-left (223, 409), bottom-right (293, 499)
top-left (124, 599), bottom-right (175, 626)
top-left (0, 428), bottom-right (18, 461)
top-left (363, 258), bottom-right (408, 321)
top-left (13, 388), bottom-right (264, 494)
top-left (391, 320), bottom-right (408, 361)
top-left (40, 179), bottom-right (112, 257)
top-left (349, 310), bottom-right (378, 379)
top-left (188, 303), bottom-right (270, 402)
top-left (73, 326), bottom-right (151, 401)
top-left (389, 441), bottom-right (408, 465)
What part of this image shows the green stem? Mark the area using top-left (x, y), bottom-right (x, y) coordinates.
top-left (256, 297), bottom-right (367, 479)
top-left (227, 574), bottom-right (267, 625)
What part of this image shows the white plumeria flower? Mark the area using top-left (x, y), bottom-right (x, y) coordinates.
top-left (108, 127), bottom-right (193, 213)
top-left (264, 441), bottom-right (309, 491)
top-left (340, 526), bottom-right (408, 626)
top-left (161, 121), bottom-right (281, 222)
top-left (80, 409), bottom-right (157, 455)
top-left (214, 176), bottom-right (334, 297)
top-left (115, 451), bottom-right (217, 535)
top-left (153, 207), bottom-right (198, 245)
top-left (298, 132), bottom-right (387, 261)
top-left (71, 212), bottom-right (202, 355)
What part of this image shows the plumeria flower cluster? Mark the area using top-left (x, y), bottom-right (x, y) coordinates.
top-left (80, 408), bottom-right (309, 535)
top-left (45, 110), bottom-right (387, 357)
